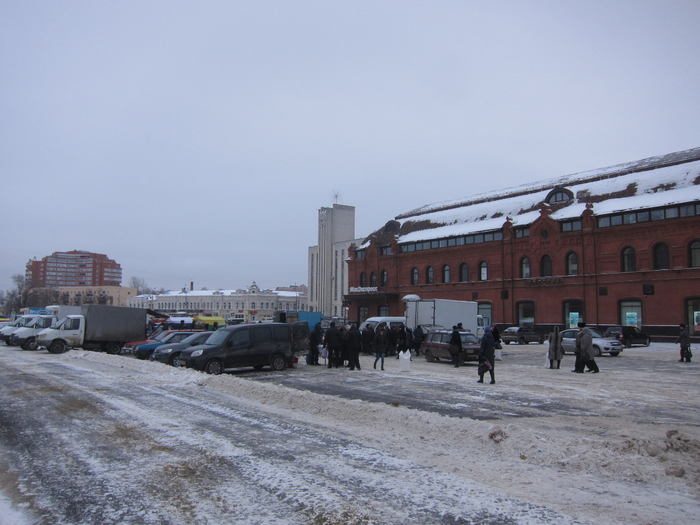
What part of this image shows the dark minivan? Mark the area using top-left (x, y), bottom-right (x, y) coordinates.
top-left (179, 323), bottom-right (294, 375)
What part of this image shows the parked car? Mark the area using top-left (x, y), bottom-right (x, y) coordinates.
top-left (178, 322), bottom-right (294, 374)
top-left (133, 330), bottom-right (204, 360)
top-left (421, 330), bottom-right (481, 365)
top-left (150, 331), bottom-right (213, 366)
top-left (501, 326), bottom-right (544, 345)
top-left (560, 328), bottom-right (624, 356)
top-left (603, 326), bottom-right (651, 347)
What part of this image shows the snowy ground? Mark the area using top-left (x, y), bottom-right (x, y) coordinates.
top-left (0, 342), bottom-right (698, 524)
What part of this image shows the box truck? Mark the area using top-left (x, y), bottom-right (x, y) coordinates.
top-left (404, 299), bottom-right (483, 335)
top-left (37, 305), bottom-right (148, 354)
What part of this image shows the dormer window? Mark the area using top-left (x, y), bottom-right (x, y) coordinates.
top-left (545, 187), bottom-right (574, 204)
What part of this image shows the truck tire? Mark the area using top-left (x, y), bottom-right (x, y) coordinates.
top-left (48, 341), bottom-right (67, 354)
top-left (23, 338), bottom-right (39, 351)
top-left (205, 359), bottom-right (223, 375)
top-left (105, 342), bottom-right (122, 355)
top-left (270, 354), bottom-right (287, 371)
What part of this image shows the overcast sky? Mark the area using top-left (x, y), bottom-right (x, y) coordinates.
top-left (2, 1), bottom-right (699, 293)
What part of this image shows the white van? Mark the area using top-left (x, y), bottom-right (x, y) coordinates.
top-left (359, 316), bottom-right (407, 332)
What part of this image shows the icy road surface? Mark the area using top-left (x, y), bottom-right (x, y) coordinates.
top-left (1, 344), bottom-right (699, 524)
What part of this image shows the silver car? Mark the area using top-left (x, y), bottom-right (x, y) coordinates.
top-left (560, 328), bottom-right (624, 357)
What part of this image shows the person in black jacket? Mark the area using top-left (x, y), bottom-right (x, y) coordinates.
top-left (324, 322), bottom-right (342, 369)
top-left (478, 326), bottom-right (496, 384)
top-left (449, 326), bottom-right (462, 368)
top-left (361, 325), bottom-right (374, 355)
top-left (413, 325), bottom-right (424, 356)
top-left (373, 327), bottom-right (388, 370)
top-left (309, 322), bottom-right (323, 365)
top-left (347, 323), bottom-right (362, 370)
top-left (677, 323), bottom-right (691, 362)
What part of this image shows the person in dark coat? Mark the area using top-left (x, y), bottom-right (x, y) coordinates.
top-left (309, 322), bottom-right (323, 365)
top-left (347, 323), bottom-right (362, 370)
top-left (395, 325), bottom-right (407, 359)
top-left (449, 326), bottom-right (462, 368)
top-left (387, 325), bottom-right (398, 356)
top-left (324, 322), bottom-right (342, 369)
top-left (373, 327), bottom-right (388, 370)
top-left (413, 325), bottom-right (424, 356)
top-left (362, 325), bottom-right (374, 355)
top-left (406, 327), bottom-right (414, 358)
top-left (676, 323), bottom-right (691, 362)
top-left (478, 326), bottom-right (496, 384)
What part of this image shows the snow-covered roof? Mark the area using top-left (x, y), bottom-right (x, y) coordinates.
top-left (360, 147), bottom-right (700, 247)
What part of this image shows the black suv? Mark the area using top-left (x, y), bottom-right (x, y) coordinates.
top-left (179, 323), bottom-right (294, 375)
top-left (603, 326), bottom-right (651, 347)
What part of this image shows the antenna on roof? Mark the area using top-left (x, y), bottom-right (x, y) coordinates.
top-left (331, 190), bottom-right (342, 204)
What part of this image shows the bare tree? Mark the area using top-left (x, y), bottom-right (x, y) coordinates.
top-left (129, 276), bottom-right (154, 295)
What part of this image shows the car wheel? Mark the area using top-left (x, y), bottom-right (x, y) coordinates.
top-left (504, 341), bottom-right (510, 345)
top-left (105, 343), bottom-right (121, 355)
top-left (593, 345), bottom-right (602, 358)
top-left (270, 354), bottom-right (287, 371)
top-left (25, 338), bottom-right (39, 351)
top-left (48, 340), bottom-right (67, 354)
top-left (609, 352), bottom-right (620, 357)
top-left (538, 336), bottom-right (545, 344)
top-left (169, 354), bottom-right (180, 367)
top-left (205, 359), bottom-right (223, 375)
top-left (518, 337), bottom-right (526, 345)
top-left (424, 349), bottom-right (435, 362)
top-left (645, 338), bottom-right (651, 347)
top-left (624, 340), bottom-right (632, 348)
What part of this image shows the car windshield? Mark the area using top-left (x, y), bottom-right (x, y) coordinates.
top-left (589, 329), bottom-right (605, 338)
top-left (205, 329), bottom-right (230, 345)
top-left (161, 332), bottom-right (186, 343)
top-left (181, 332), bottom-right (209, 345)
top-left (153, 331), bottom-right (170, 341)
top-left (461, 333), bottom-right (479, 344)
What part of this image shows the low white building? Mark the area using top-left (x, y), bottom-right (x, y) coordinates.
top-left (127, 282), bottom-right (308, 323)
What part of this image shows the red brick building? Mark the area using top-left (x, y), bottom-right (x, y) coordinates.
top-left (346, 148), bottom-right (700, 338)
top-left (25, 250), bottom-right (123, 288)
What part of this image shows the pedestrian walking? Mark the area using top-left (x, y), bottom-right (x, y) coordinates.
top-left (676, 323), bottom-right (692, 362)
top-left (373, 327), bottom-right (388, 370)
top-left (548, 326), bottom-right (563, 369)
top-left (478, 326), bottom-right (496, 384)
top-left (573, 322), bottom-right (599, 373)
top-left (395, 325), bottom-right (407, 359)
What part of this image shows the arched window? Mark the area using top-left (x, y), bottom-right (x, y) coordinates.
top-left (411, 267), bottom-right (419, 285)
top-left (545, 187), bottom-right (574, 204)
top-left (690, 241), bottom-right (700, 268)
top-left (621, 247), bottom-right (636, 272)
top-left (370, 272), bottom-right (377, 287)
top-left (459, 263), bottom-right (469, 282)
top-left (566, 252), bottom-right (579, 276)
top-left (653, 243), bottom-right (670, 270)
top-left (380, 270), bottom-right (388, 287)
top-left (479, 261), bottom-right (488, 281)
top-left (520, 257), bottom-right (531, 278)
top-left (359, 272), bottom-right (366, 287)
top-left (426, 266), bottom-right (434, 284)
top-left (541, 255), bottom-right (553, 277)
top-left (442, 265), bottom-right (450, 283)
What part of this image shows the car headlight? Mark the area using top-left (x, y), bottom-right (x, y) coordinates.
top-left (191, 349), bottom-right (203, 357)
top-left (159, 348), bottom-right (172, 353)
